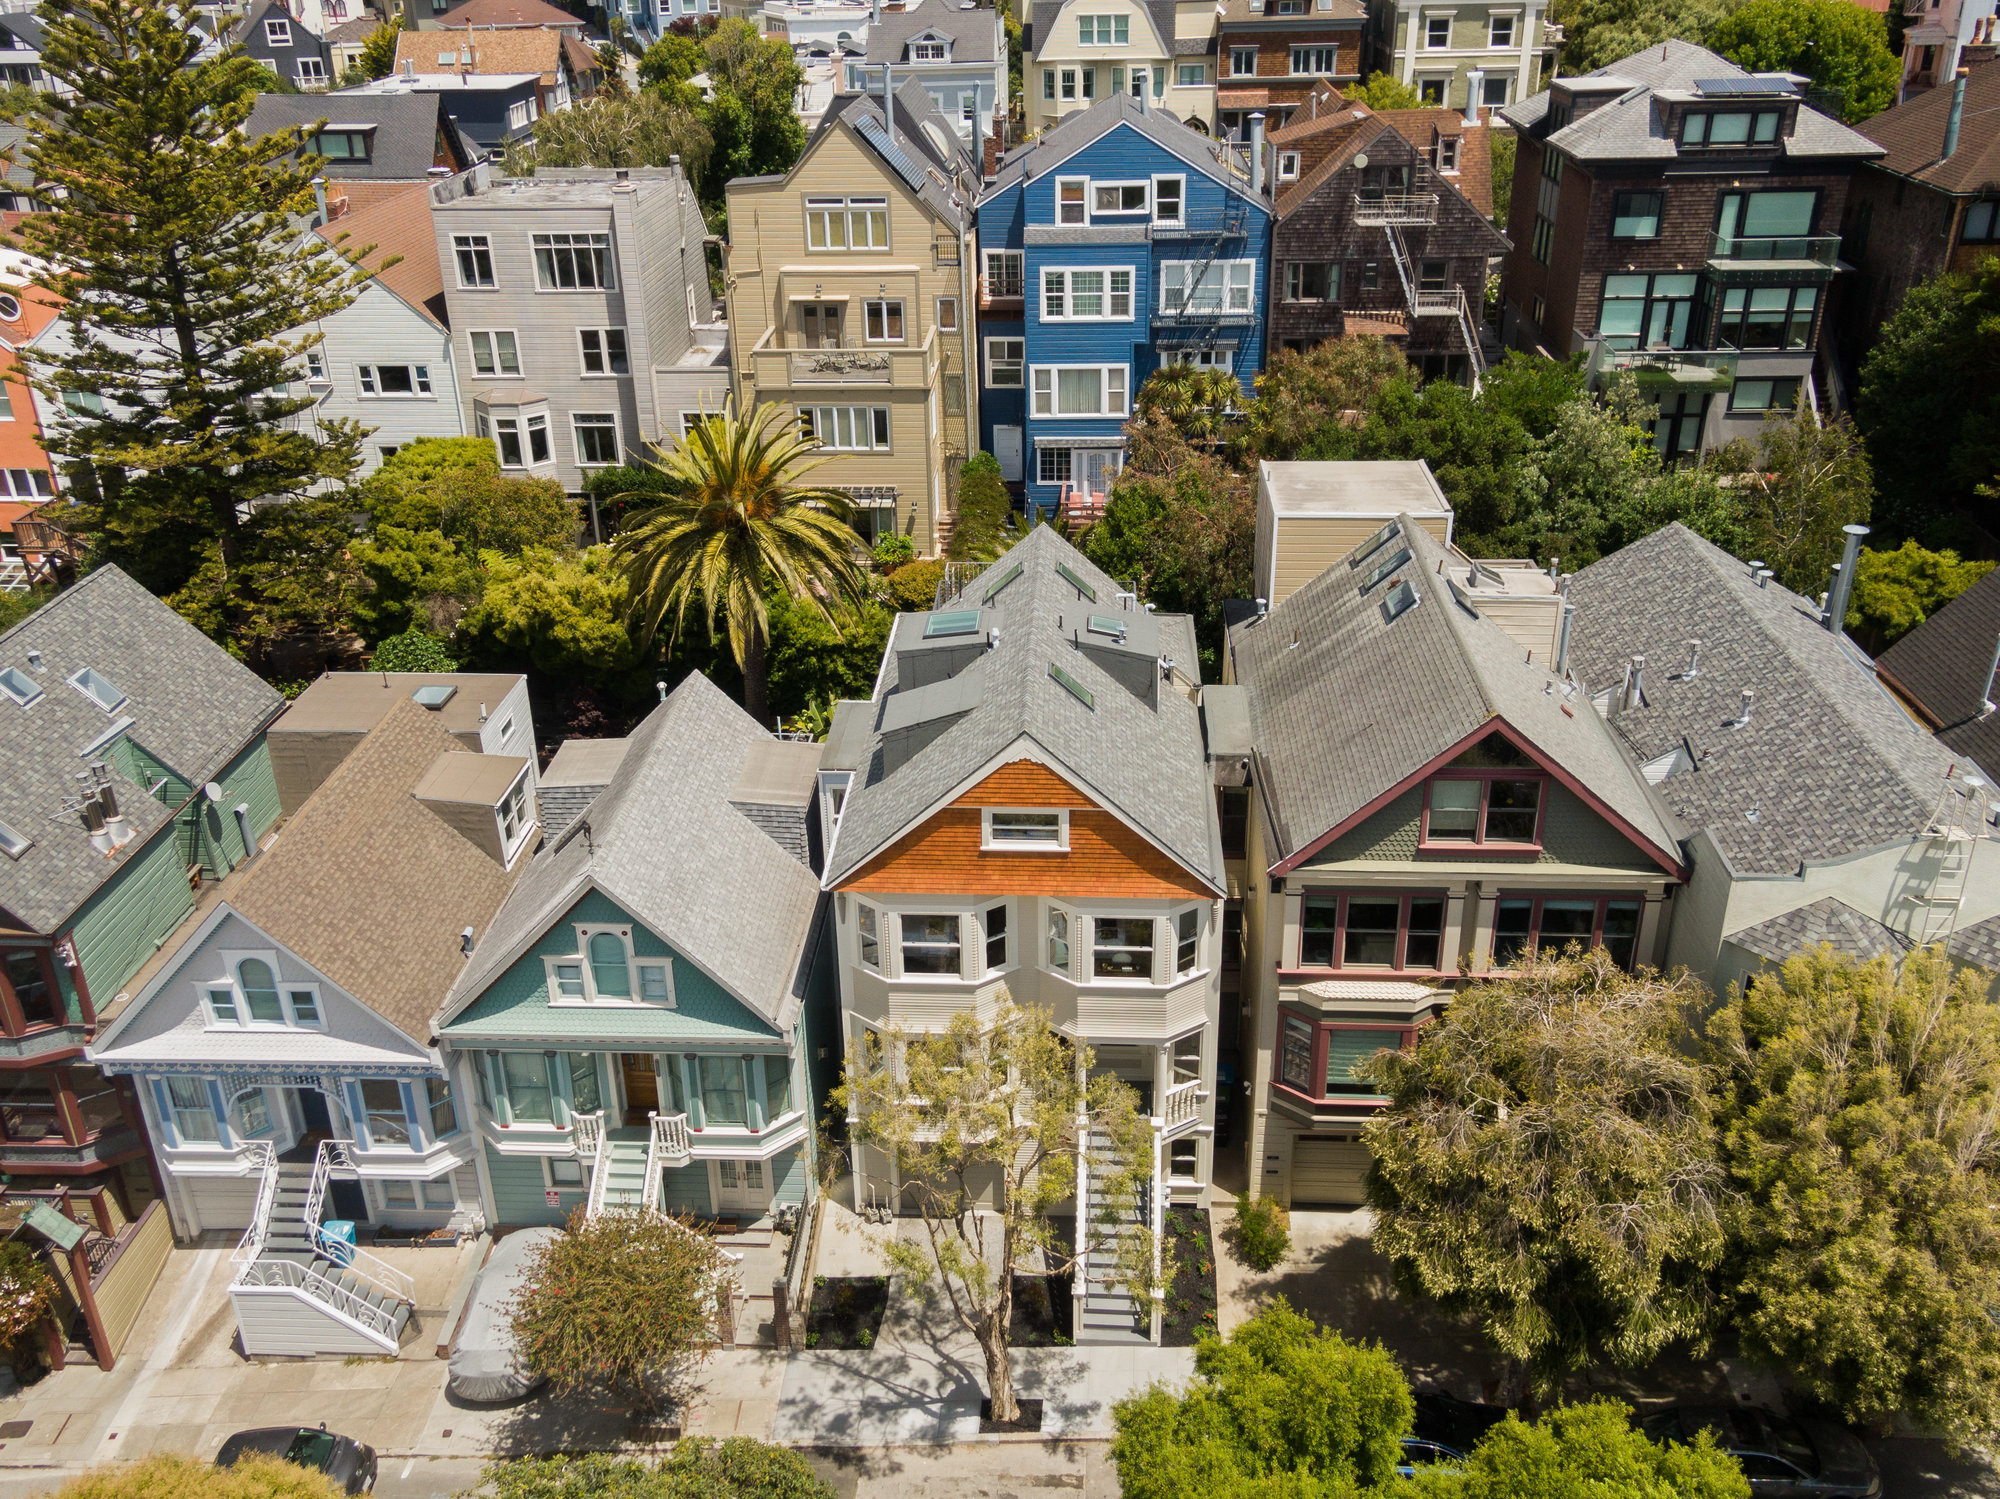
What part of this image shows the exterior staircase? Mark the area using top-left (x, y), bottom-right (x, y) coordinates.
top-left (1075, 1126), bottom-right (1153, 1345)
top-left (1353, 192), bottom-right (1488, 390)
top-left (590, 1127), bottom-right (652, 1214)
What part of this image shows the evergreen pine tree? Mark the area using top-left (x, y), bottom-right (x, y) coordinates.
top-left (16, 0), bottom-right (367, 626)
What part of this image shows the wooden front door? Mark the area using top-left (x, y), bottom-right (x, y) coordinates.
top-left (798, 302), bottom-right (843, 348)
top-left (620, 1054), bottom-right (657, 1125)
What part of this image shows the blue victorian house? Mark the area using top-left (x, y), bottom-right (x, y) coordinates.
top-left (976, 92), bottom-right (1273, 519)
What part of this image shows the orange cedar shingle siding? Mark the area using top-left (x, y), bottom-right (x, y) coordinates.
top-left (842, 760), bottom-right (1213, 899)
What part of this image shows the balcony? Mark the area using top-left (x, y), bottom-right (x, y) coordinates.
top-left (1148, 209), bottom-right (1251, 241)
top-left (978, 273), bottom-right (1023, 312)
top-left (747, 324), bottom-right (938, 392)
top-left (1586, 344), bottom-right (1738, 393)
top-left (0, 1120), bottom-right (142, 1171)
top-left (1708, 232), bottom-right (1841, 280)
top-left (1353, 192), bottom-right (1439, 227)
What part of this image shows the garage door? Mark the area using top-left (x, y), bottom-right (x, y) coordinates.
top-left (1291, 1140), bottom-right (1372, 1207)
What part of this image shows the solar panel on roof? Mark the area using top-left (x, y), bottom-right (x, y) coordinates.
top-left (1694, 75), bottom-right (1792, 96)
top-left (855, 115), bottom-right (930, 196)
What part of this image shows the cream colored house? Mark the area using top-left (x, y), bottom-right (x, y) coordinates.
top-left (724, 78), bottom-right (980, 556)
top-left (1024, 0), bottom-right (1220, 135)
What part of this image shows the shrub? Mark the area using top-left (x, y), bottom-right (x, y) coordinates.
top-left (368, 629), bottom-right (458, 673)
top-left (872, 533), bottom-right (916, 568)
top-left (883, 559), bottom-right (945, 612)
top-left (59, 1455), bottom-right (341, 1499)
top-left (1231, 1193), bottom-right (1291, 1271)
top-left (484, 1446), bottom-right (833, 1499)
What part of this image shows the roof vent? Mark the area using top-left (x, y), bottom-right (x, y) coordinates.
top-left (1671, 638), bottom-right (1700, 681)
top-left (1729, 688), bottom-right (1754, 730)
top-left (412, 683), bottom-right (458, 710)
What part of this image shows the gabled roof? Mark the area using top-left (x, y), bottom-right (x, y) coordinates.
top-left (394, 24), bottom-right (576, 83)
top-left (1857, 61), bottom-right (2000, 192)
top-left (0, 566), bottom-right (285, 934)
top-left (226, 696), bottom-right (525, 1042)
top-left (327, 14), bottom-right (381, 45)
top-left (315, 183), bottom-right (448, 327)
top-left (1217, 0), bottom-right (1364, 22)
top-left (1030, 0), bottom-right (1173, 58)
top-left (982, 90), bottom-right (1268, 205)
top-left (1270, 105), bottom-right (1507, 231)
top-left (802, 77), bottom-right (976, 227)
top-left (863, 2), bottom-right (999, 65)
top-left (433, 0), bottom-right (583, 27)
top-left (437, 673), bottom-right (823, 1033)
top-left (246, 92), bottom-right (479, 178)
top-left (234, 0), bottom-right (325, 48)
top-left (1876, 564), bottom-right (2000, 777)
top-left (1229, 517), bottom-right (1681, 874)
top-left (1725, 896), bottom-right (1912, 966)
top-left (1566, 524), bottom-right (1963, 876)
top-left (1502, 38), bottom-right (1883, 164)
top-left (823, 526), bottom-right (1223, 891)
top-left (0, 13), bottom-right (45, 51)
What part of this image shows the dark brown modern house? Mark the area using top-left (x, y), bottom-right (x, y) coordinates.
top-left (1215, 0), bottom-right (1366, 142)
top-left (1498, 39), bottom-right (1883, 460)
top-left (1842, 60), bottom-right (2000, 351)
top-left (1265, 89), bottom-right (1508, 382)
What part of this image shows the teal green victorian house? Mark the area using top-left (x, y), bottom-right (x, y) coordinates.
top-left (433, 674), bottom-right (835, 1228)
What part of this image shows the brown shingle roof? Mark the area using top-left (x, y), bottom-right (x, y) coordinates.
top-left (315, 183), bottom-right (448, 327)
top-left (1270, 95), bottom-right (1499, 218)
top-left (434, 0), bottom-right (582, 26)
top-left (1379, 106), bottom-right (1497, 219)
top-left (1855, 59), bottom-right (2000, 192)
top-left (395, 26), bottom-right (563, 83)
top-left (232, 696), bottom-right (526, 1042)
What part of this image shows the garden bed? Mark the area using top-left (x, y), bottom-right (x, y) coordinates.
top-left (1007, 1272), bottom-right (1072, 1347)
top-left (1158, 1206), bottom-right (1219, 1347)
top-left (804, 1275), bottom-right (889, 1350)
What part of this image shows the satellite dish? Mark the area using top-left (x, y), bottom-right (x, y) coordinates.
top-left (1353, 152), bottom-right (1370, 168)
top-left (203, 782), bottom-right (224, 802)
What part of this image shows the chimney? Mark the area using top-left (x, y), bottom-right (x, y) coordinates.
top-left (883, 62), bottom-right (894, 148)
top-left (1946, 67), bottom-right (1970, 159)
top-left (1555, 602), bottom-right (1576, 675)
top-left (871, 0), bottom-right (880, 21)
top-left (233, 803), bottom-right (256, 863)
top-left (92, 763), bottom-right (131, 848)
top-left (311, 174), bottom-right (327, 226)
top-left (613, 166), bottom-right (633, 191)
top-left (1463, 70), bottom-right (1483, 126)
top-left (76, 772), bottom-right (109, 853)
top-left (1250, 111), bottom-right (1266, 196)
top-left (1625, 654), bottom-right (1645, 711)
top-left (1825, 523), bottom-right (1869, 633)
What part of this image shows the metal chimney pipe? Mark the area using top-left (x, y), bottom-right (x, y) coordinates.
top-left (1250, 111), bottom-right (1266, 196)
top-left (1463, 70), bottom-right (1483, 126)
top-left (1625, 654), bottom-right (1645, 710)
top-left (1731, 688), bottom-right (1755, 729)
top-left (1555, 602), bottom-right (1576, 676)
top-left (1826, 522), bottom-right (1870, 633)
top-left (233, 803), bottom-right (255, 863)
top-left (1982, 633), bottom-right (2000, 715)
top-left (311, 174), bottom-right (327, 227)
top-left (1946, 67), bottom-right (1969, 159)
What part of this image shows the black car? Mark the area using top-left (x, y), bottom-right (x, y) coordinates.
top-left (1639, 1405), bottom-right (1882, 1498)
top-left (215, 1425), bottom-right (377, 1495)
top-left (1399, 1390), bottom-right (1511, 1473)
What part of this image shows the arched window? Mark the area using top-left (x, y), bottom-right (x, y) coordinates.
top-left (237, 959), bottom-right (284, 1023)
top-left (588, 932), bottom-right (631, 998)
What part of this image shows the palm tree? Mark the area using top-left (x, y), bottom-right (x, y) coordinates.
top-left (1133, 363), bottom-right (1241, 447)
top-left (613, 398), bottom-right (870, 725)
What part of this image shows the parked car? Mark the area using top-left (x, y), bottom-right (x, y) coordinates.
top-left (1639, 1405), bottom-right (1882, 1498)
top-left (1399, 1390), bottom-right (1510, 1472)
top-left (446, 1225), bottom-right (558, 1403)
top-left (215, 1425), bottom-right (376, 1494)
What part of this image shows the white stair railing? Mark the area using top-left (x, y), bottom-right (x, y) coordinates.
top-left (301, 1140), bottom-right (416, 1304)
top-left (1149, 1122), bottom-right (1166, 1344)
top-left (228, 1140), bottom-right (279, 1266)
top-left (572, 1108), bottom-right (604, 1162)
top-left (1072, 1112), bottom-right (1090, 1332)
top-left (234, 1256), bottom-right (402, 1345)
top-left (652, 1110), bottom-right (691, 1164)
top-left (585, 1140), bottom-right (612, 1219)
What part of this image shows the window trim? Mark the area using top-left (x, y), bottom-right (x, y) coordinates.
top-left (1158, 258), bottom-right (1256, 316)
top-left (203, 952), bottom-right (324, 1030)
top-left (452, 233), bottom-right (496, 290)
top-left (468, 328), bottom-right (521, 378)
top-left (356, 363), bottom-right (434, 399)
top-left (1151, 174), bottom-right (1186, 226)
top-left (1040, 265), bottom-right (1136, 322)
top-left (1487, 891), bottom-right (1646, 972)
top-left (575, 326), bottom-right (630, 377)
top-left (1030, 363), bottom-right (1129, 419)
top-left (798, 404), bottom-right (892, 450)
top-left (898, 911), bottom-right (967, 981)
top-left (1275, 1007), bottom-right (1421, 1105)
top-left (1055, 174), bottom-right (1088, 223)
top-left (862, 297), bottom-right (906, 343)
top-left (529, 230), bottom-right (616, 292)
top-left (571, 409), bottom-right (621, 468)
top-left (1418, 770), bottom-right (1549, 851)
top-left (981, 806), bottom-right (1070, 850)
top-left (984, 336), bottom-right (1025, 387)
top-left (544, 924), bottom-right (674, 1007)
top-left (1090, 914), bottom-right (1158, 985)
top-left (1294, 889), bottom-right (1451, 973)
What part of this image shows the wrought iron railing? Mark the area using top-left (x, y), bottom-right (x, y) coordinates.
top-left (228, 1140), bottom-right (278, 1266)
top-left (235, 1256), bottom-right (402, 1343)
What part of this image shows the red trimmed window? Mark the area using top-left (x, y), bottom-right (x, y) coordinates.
top-left (1421, 772), bottom-right (1546, 849)
top-left (1298, 891), bottom-right (1447, 971)
top-left (1277, 1011), bottom-right (1416, 1101)
top-left (1491, 894), bottom-right (1643, 971)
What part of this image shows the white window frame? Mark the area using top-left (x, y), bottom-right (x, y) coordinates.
top-left (983, 247), bottom-right (1024, 296)
top-left (981, 807), bottom-right (1070, 850)
top-left (804, 194), bottom-right (889, 250)
top-left (544, 1153), bottom-right (587, 1191)
top-left (910, 36), bottom-right (949, 61)
top-left (295, 57), bottom-right (327, 85)
top-left (571, 410), bottom-right (620, 468)
top-left (1091, 180), bottom-right (1150, 217)
top-left (1151, 174), bottom-right (1185, 226)
top-left (357, 363), bottom-right (433, 398)
top-left (452, 234), bottom-right (495, 289)
top-left (981, 900), bottom-right (1012, 974)
top-left (205, 951), bottom-right (323, 1030)
top-left (1278, 150), bottom-right (1301, 181)
top-left (1229, 45), bottom-right (1257, 75)
top-left (469, 329), bottom-right (520, 378)
top-left (1038, 446), bottom-right (1072, 485)
top-left (863, 298), bottom-right (906, 342)
top-left (799, 405), bottom-right (891, 450)
top-left (1056, 175), bottom-right (1088, 224)
top-left (1290, 45), bottom-right (1339, 75)
top-left (1089, 913), bottom-right (1159, 986)
top-left (1159, 259), bottom-right (1256, 315)
top-left (1031, 363), bottom-right (1129, 418)
top-left (576, 327), bottom-right (630, 376)
top-left (936, 295), bottom-right (959, 332)
top-left (985, 337), bottom-right (1025, 387)
top-left (856, 902), bottom-right (882, 970)
top-left (1425, 13), bottom-right (1452, 48)
top-left (1438, 136), bottom-right (1461, 172)
top-left (1077, 12), bottom-right (1128, 44)
top-left (264, 17), bottom-right (291, 45)
top-left (1046, 902), bottom-right (1076, 978)
top-left (1171, 903), bottom-right (1204, 978)
top-left (1165, 348), bottom-right (1234, 373)
top-left (530, 231), bottom-right (614, 292)
top-left (1040, 266), bottom-right (1135, 322)
top-left (897, 911), bottom-right (968, 982)
top-left (1488, 11), bottom-right (1517, 48)
top-left (544, 924), bottom-right (675, 1008)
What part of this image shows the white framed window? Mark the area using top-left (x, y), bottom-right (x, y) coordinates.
top-left (544, 924), bottom-right (675, 1007)
top-left (1174, 906), bottom-right (1200, 976)
top-left (1426, 14), bottom-right (1451, 47)
top-left (982, 807), bottom-right (1070, 849)
top-left (1229, 45), bottom-right (1257, 75)
top-left (1057, 176), bottom-right (1087, 223)
top-left (1177, 62), bottom-right (1206, 86)
top-left (985, 337), bottom-right (1024, 387)
top-left (1043, 67), bottom-right (1055, 100)
top-left (1093, 915), bottom-right (1155, 982)
top-left (864, 299), bottom-right (905, 341)
top-left (1031, 364), bottom-right (1128, 417)
top-left (900, 913), bottom-right (964, 978)
top-left (1438, 136), bottom-right (1461, 172)
top-left (1094, 181), bottom-right (1149, 215)
top-left (983, 902), bottom-right (1010, 973)
top-left (984, 248), bottom-right (1024, 297)
top-left (1489, 13), bottom-right (1516, 47)
top-left (1278, 150), bottom-right (1301, 181)
top-left (304, 348), bottom-right (328, 382)
top-left (911, 37), bottom-right (948, 60)
top-left (1290, 46), bottom-right (1339, 74)
top-left (358, 1079), bottom-right (413, 1149)
top-left (936, 296), bottom-right (959, 331)
top-left (1482, 72), bottom-right (1510, 106)
top-left (426, 1077), bottom-right (458, 1138)
top-left (506, 97), bottom-right (540, 132)
top-left (573, 411), bottom-right (619, 467)
top-left (1166, 348), bottom-right (1234, 373)
top-left (1160, 260), bottom-right (1255, 315)
top-left (857, 903), bottom-right (881, 969)
top-left (453, 234), bottom-right (495, 289)
top-left (470, 329), bottom-right (520, 377)
top-left (805, 195), bottom-right (888, 249)
top-left (264, 17), bottom-right (291, 46)
top-left (230, 1088), bottom-right (276, 1140)
top-left (799, 405), bottom-right (890, 450)
top-left (162, 1077), bottom-right (219, 1145)
top-left (296, 57), bottom-right (326, 85)
top-left (203, 955), bottom-right (324, 1029)
top-left (1151, 175), bottom-right (1184, 225)
top-left (1040, 267), bottom-right (1133, 321)
top-left (358, 364), bottom-right (433, 397)
top-left (1286, 261), bottom-right (1337, 301)
top-left (1046, 904), bottom-right (1073, 974)
top-left (1078, 12), bottom-right (1127, 43)
top-left (532, 232), bottom-right (613, 290)
top-left (546, 1154), bottom-right (586, 1190)
top-left (422, 1176), bottom-right (457, 1209)
top-left (577, 327), bottom-right (629, 375)
top-left (381, 1181), bottom-right (419, 1209)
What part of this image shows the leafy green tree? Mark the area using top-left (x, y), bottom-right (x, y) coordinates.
top-left (1707, 396), bottom-right (1874, 595)
top-left (1555, 0), bottom-right (1743, 73)
top-left (836, 1000), bottom-right (1160, 1425)
top-left (1511, 373), bottom-right (1656, 566)
top-left (229, 495), bottom-right (367, 664)
top-left (1364, 948), bottom-right (1725, 1399)
top-left (949, 451), bottom-right (1014, 560)
top-left (502, 90), bottom-right (712, 184)
top-left (764, 589), bottom-right (891, 722)
top-left (694, 20), bottom-right (805, 206)
top-left (0, 1241), bottom-right (57, 1350)
top-left (882, 558), bottom-right (945, 611)
top-left (1707, 947), bottom-right (2000, 1450)
top-left (1490, 132), bottom-right (1515, 225)
top-left (1845, 539), bottom-right (1993, 651)
top-left (461, 545), bottom-right (646, 689)
top-left (62, 1456), bottom-right (344, 1499)
top-left (368, 630), bottom-right (457, 673)
top-left (483, 1447), bottom-right (833, 1499)
top-left (510, 1208), bottom-right (732, 1416)
top-left (351, 525), bottom-right (485, 642)
top-left (612, 399), bottom-right (869, 726)
top-left (362, 439), bottom-right (579, 555)
top-left (1244, 337), bottom-right (1413, 462)
top-left (17, 0), bottom-right (367, 636)
top-left (1111, 1301), bottom-right (1413, 1499)
top-left (1344, 72), bottom-right (1427, 110)
top-left (638, 22), bottom-right (712, 90)
top-left (1407, 1400), bottom-right (1751, 1499)
top-left (1133, 363), bottom-right (1241, 448)
top-left (595, 42), bottom-right (629, 99)
top-left (0, 587), bottom-right (50, 634)
top-left (1599, 462), bottom-right (1752, 560)
top-left (355, 16), bottom-right (402, 81)
top-left (1710, 0), bottom-right (1898, 121)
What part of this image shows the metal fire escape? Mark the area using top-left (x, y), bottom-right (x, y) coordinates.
top-left (1351, 191), bottom-right (1488, 390)
top-left (1150, 187), bottom-right (1252, 361)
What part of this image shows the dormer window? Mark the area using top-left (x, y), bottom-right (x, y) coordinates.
top-left (311, 129), bottom-right (373, 162)
top-left (264, 17), bottom-right (292, 46)
top-left (1421, 764), bottom-right (1545, 849)
top-left (910, 37), bottom-right (948, 61)
top-left (1680, 109), bottom-right (1780, 147)
top-left (204, 956), bottom-right (325, 1029)
top-left (550, 925), bottom-right (675, 1006)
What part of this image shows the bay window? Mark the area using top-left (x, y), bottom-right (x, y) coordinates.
top-left (763, 1054), bottom-right (794, 1117)
top-left (360, 1079), bottom-right (411, 1147)
top-left (164, 1077), bottom-right (219, 1144)
top-left (699, 1055), bottom-right (747, 1125)
top-left (1047, 908), bottom-right (1071, 971)
top-left (984, 903), bottom-right (1009, 971)
top-left (1297, 892), bottom-right (1448, 970)
top-left (1277, 1013), bottom-right (1416, 1101)
top-left (426, 1077), bottom-right (458, 1137)
top-left (901, 914), bottom-right (962, 975)
top-left (1175, 909), bottom-right (1199, 975)
top-left (1492, 894), bottom-right (1643, 970)
top-left (500, 1052), bottom-right (554, 1123)
top-left (565, 1053), bottom-right (601, 1116)
top-left (857, 903), bottom-right (881, 969)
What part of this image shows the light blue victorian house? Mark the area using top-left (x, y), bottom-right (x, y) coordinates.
top-left (434, 674), bottom-right (836, 1229)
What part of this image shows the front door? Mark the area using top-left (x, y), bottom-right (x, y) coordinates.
top-left (799, 302), bottom-right (843, 348)
top-left (715, 1158), bottom-right (773, 1216)
top-left (620, 1054), bottom-right (658, 1126)
top-left (994, 425), bottom-right (1023, 482)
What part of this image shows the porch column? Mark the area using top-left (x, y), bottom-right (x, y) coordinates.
top-left (1152, 1043), bottom-right (1171, 1122)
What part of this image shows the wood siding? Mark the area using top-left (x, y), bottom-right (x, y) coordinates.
top-left (1217, 23), bottom-right (1365, 103)
top-left (1260, 512), bottom-right (1452, 607)
top-left (93, 1200), bottom-right (170, 1361)
top-left (842, 759), bottom-right (1213, 898)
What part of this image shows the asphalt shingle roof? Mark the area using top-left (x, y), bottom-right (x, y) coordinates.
top-left (983, 89), bottom-right (1265, 202)
top-left (246, 92), bottom-right (476, 178)
top-left (863, 3), bottom-right (999, 66)
top-left (824, 526), bottom-right (1223, 891)
top-left (1725, 895), bottom-right (1912, 966)
top-left (1566, 524), bottom-right (1963, 876)
top-left (0, 567), bottom-right (284, 934)
top-left (813, 77), bottom-right (977, 227)
top-left (437, 673), bottom-right (823, 1033)
top-left (1229, 518), bottom-right (1680, 871)
top-left (1856, 59), bottom-right (2000, 192)
top-left (1876, 565), bottom-right (2000, 778)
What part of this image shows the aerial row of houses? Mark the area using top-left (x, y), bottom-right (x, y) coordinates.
top-left (2, 460), bottom-right (1994, 1355)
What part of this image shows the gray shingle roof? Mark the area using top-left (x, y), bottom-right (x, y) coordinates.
top-left (0, 567), bottom-right (285, 934)
top-left (1228, 518), bottom-right (1680, 871)
top-left (863, 3), bottom-right (999, 66)
top-left (246, 92), bottom-right (476, 179)
top-left (1502, 38), bottom-right (1883, 164)
top-left (1875, 565), bottom-right (2000, 780)
top-left (823, 526), bottom-right (1223, 891)
top-left (1565, 524), bottom-right (1964, 876)
top-left (1947, 911), bottom-right (2000, 973)
top-left (813, 77), bottom-right (976, 227)
top-left (982, 89), bottom-right (1264, 203)
top-left (436, 673), bottom-right (823, 1033)
top-left (1725, 896), bottom-right (1913, 967)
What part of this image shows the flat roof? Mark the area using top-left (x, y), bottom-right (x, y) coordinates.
top-left (540, 736), bottom-right (631, 789)
top-left (412, 751), bottom-right (528, 805)
top-left (730, 739), bottom-right (822, 808)
top-left (274, 672), bottom-right (523, 737)
top-left (1259, 460), bottom-right (1454, 517)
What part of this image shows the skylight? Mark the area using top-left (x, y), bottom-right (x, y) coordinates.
top-left (68, 666), bottom-right (125, 713)
top-left (1359, 547), bottom-right (1412, 593)
top-left (982, 562), bottom-right (1024, 602)
top-left (1056, 564), bottom-right (1097, 602)
top-left (1347, 520), bottom-right (1400, 568)
top-left (924, 609), bottom-right (981, 639)
top-left (1086, 614), bottom-right (1128, 640)
top-left (1381, 579), bottom-right (1420, 624)
top-left (1049, 661), bottom-right (1095, 709)
top-left (0, 665), bottom-right (40, 707)
top-left (0, 819), bottom-right (27, 860)
top-left (412, 684), bottom-right (458, 709)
